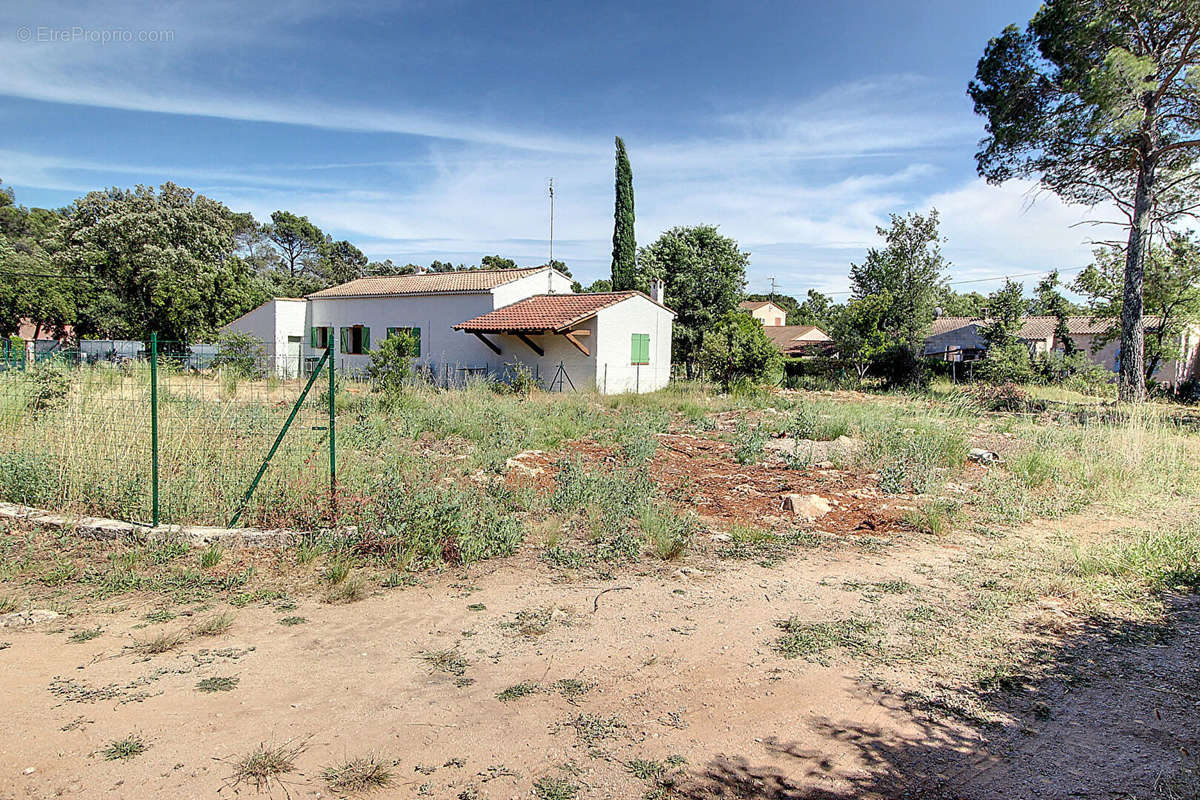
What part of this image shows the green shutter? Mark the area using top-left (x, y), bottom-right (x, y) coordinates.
top-left (339, 327), bottom-right (349, 353)
top-left (310, 327), bottom-right (318, 348)
top-left (631, 333), bottom-right (649, 364)
top-left (362, 327), bottom-right (370, 351)
top-left (411, 327), bottom-right (421, 357)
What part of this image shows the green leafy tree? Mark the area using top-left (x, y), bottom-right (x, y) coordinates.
top-left (367, 330), bottom-right (417, 397)
top-left (573, 278), bottom-right (613, 293)
top-left (428, 259), bottom-right (467, 272)
top-left (1074, 233), bottom-right (1200, 379)
top-left (937, 289), bottom-right (989, 318)
top-left (480, 254), bottom-right (518, 270)
top-left (698, 310), bottom-right (782, 390)
top-left (793, 289), bottom-right (836, 328)
top-left (969, 0), bottom-right (1200, 401)
top-left (366, 259), bottom-right (420, 276)
top-left (977, 279), bottom-right (1037, 383)
top-left (57, 183), bottom-right (261, 342)
top-left (265, 211), bottom-right (325, 278)
top-left (831, 293), bottom-right (892, 379)
top-left (0, 189), bottom-right (75, 339)
top-left (610, 136), bottom-right (637, 290)
top-left (979, 279), bottom-right (1027, 349)
top-left (1033, 270), bottom-right (1079, 355)
top-left (545, 258), bottom-right (571, 278)
top-left (319, 239), bottom-right (368, 284)
top-left (637, 225), bottom-right (749, 373)
top-left (849, 209), bottom-right (948, 382)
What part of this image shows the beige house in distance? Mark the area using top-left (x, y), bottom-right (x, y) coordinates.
top-left (739, 300), bottom-right (788, 326)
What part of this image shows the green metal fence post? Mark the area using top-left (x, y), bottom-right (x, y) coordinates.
top-left (328, 348), bottom-right (337, 522)
top-left (227, 348), bottom-right (330, 528)
top-left (149, 332), bottom-right (160, 527)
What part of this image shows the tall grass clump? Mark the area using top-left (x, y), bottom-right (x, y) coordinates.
top-left (638, 502), bottom-right (695, 560)
top-left (859, 423), bottom-right (968, 494)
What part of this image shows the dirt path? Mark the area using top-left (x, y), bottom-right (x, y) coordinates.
top-left (1, 516), bottom-right (1195, 799)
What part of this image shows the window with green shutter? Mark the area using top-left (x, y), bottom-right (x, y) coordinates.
top-left (386, 326), bottom-right (421, 357)
top-left (310, 326), bottom-right (332, 349)
top-left (340, 325), bottom-right (369, 355)
top-left (631, 333), bottom-right (650, 365)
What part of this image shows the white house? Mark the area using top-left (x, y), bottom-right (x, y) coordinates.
top-left (218, 298), bottom-right (308, 377)
top-left (223, 266), bottom-right (676, 393)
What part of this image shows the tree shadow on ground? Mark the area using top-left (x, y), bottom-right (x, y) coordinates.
top-left (674, 595), bottom-right (1200, 799)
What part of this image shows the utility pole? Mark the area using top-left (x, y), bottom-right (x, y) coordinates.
top-left (548, 178), bottom-right (555, 264)
top-left (768, 276), bottom-right (779, 301)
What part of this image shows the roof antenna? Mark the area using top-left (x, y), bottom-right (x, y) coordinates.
top-left (547, 178), bottom-right (555, 293)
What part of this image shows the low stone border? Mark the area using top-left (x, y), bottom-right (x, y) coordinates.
top-left (0, 502), bottom-right (300, 547)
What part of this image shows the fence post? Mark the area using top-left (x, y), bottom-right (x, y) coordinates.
top-left (328, 345), bottom-right (337, 521)
top-left (149, 332), bottom-right (160, 527)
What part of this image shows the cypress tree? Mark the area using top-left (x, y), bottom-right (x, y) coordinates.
top-left (610, 136), bottom-right (636, 290)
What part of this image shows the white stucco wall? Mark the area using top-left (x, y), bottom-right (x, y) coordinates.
top-left (492, 268), bottom-right (574, 306)
top-left (594, 295), bottom-right (674, 393)
top-left (492, 316), bottom-right (599, 391)
top-left (305, 292), bottom-right (502, 374)
top-left (220, 298), bottom-right (307, 377)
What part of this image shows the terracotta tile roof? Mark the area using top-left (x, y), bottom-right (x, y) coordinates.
top-left (454, 292), bottom-right (661, 333)
top-left (307, 267), bottom-right (546, 298)
top-left (763, 325), bottom-right (832, 356)
top-left (739, 300), bottom-right (779, 311)
top-left (764, 325), bottom-right (828, 344)
top-left (928, 315), bottom-right (1160, 340)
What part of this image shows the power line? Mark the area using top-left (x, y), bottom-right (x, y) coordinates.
top-left (772, 265), bottom-right (1089, 299)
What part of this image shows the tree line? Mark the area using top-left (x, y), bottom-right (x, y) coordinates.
top-left (0, 180), bottom-right (563, 343)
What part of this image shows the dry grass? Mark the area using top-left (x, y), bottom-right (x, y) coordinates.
top-left (321, 755), bottom-right (393, 794)
top-left (190, 611), bottom-right (234, 637)
top-left (134, 628), bottom-right (188, 654)
top-left (226, 739), bottom-right (307, 793)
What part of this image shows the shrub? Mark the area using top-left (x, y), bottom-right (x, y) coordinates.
top-left (211, 332), bottom-right (266, 380)
top-left (27, 359), bottom-right (73, 411)
top-left (732, 421), bottom-right (766, 465)
top-left (0, 452), bottom-right (54, 505)
top-left (977, 342), bottom-right (1036, 384)
top-left (698, 310), bottom-right (782, 391)
top-left (972, 382), bottom-right (1032, 412)
top-left (367, 331), bottom-right (416, 397)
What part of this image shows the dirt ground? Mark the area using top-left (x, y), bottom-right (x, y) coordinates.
top-left (3, 510), bottom-right (1197, 800)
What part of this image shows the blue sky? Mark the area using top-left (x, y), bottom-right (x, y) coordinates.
top-left (1, 0), bottom-right (1113, 297)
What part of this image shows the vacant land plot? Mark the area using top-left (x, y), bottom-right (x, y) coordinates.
top-left (2, 380), bottom-right (1199, 799)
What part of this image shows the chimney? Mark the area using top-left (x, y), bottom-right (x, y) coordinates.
top-left (649, 279), bottom-right (665, 304)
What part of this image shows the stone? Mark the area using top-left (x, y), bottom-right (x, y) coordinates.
top-left (709, 533), bottom-right (732, 543)
top-left (968, 448), bottom-right (1000, 464)
top-left (781, 494), bottom-right (832, 520)
top-left (0, 609), bottom-right (60, 628)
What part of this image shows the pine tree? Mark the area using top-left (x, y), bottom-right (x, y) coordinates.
top-left (610, 136), bottom-right (636, 290)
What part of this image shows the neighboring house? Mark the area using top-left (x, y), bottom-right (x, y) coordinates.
top-left (224, 266), bottom-right (675, 393)
top-left (924, 315), bottom-right (1200, 385)
top-left (763, 324), bottom-right (834, 358)
top-left (739, 300), bottom-right (788, 327)
top-left (219, 298), bottom-right (307, 378)
top-left (17, 318), bottom-right (74, 342)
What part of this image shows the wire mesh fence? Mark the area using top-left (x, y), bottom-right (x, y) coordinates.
top-left (0, 335), bottom-right (339, 528)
